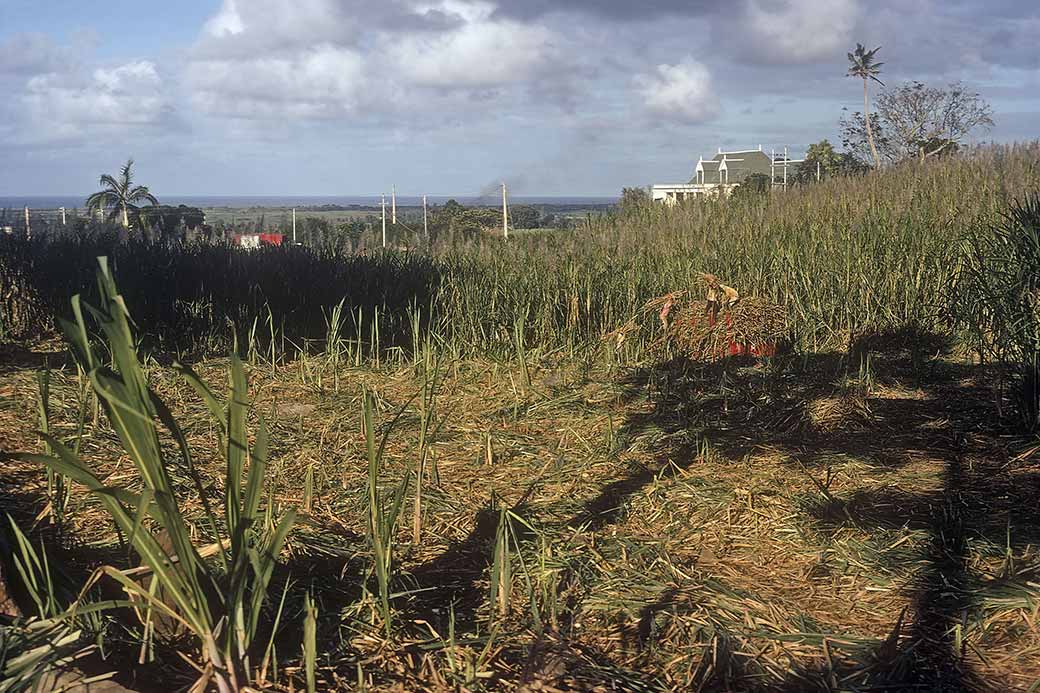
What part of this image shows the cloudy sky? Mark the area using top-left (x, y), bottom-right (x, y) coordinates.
top-left (1, 0), bottom-right (1037, 196)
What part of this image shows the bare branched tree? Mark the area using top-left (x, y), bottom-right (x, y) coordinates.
top-left (840, 110), bottom-right (897, 166)
top-left (876, 81), bottom-right (994, 161)
top-left (840, 82), bottom-right (994, 166)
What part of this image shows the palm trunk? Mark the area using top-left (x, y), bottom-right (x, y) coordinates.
top-left (122, 203), bottom-right (130, 229)
top-left (863, 79), bottom-right (881, 169)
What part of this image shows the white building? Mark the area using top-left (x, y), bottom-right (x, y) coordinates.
top-left (652, 146), bottom-right (802, 204)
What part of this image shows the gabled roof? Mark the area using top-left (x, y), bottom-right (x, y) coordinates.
top-left (711, 148), bottom-right (766, 162)
top-left (713, 149), bottom-right (773, 183)
top-left (712, 150), bottom-right (771, 164)
top-left (686, 146), bottom-right (775, 186)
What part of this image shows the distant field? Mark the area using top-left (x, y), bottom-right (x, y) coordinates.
top-left (200, 203), bottom-right (610, 231)
top-left (200, 206), bottom-right (380, 229)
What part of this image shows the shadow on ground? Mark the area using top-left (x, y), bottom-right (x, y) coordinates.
top-left (3, 324), bottom-right (1037, 691)
top-left (536, 326), bottom-right (1036, 691)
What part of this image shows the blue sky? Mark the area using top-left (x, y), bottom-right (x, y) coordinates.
top-left (1, 0), bottom-right (1037, 196)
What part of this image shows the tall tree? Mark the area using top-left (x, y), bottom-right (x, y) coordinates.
top-left (618, 186), bottom-right (651, 213)
top-left (795, 140), bottom-right (840, 182)
top-left (846, 44), bottom-right (884, 169)
top-left (839, 108), bottom-right (895, 166)
top-left (795, 139), bottom-right (870, 183)
top-left (876, 81), bottom-right (993, 161)
top-left (85, 159), bottom-right (158, 229)
top-left (840, 81), bottom-right (994, 165)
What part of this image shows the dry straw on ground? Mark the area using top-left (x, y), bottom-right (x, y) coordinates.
top-left (2, 336), bottom-right (1038, 690)
top-left (804, 392), bottom-right (875, 432)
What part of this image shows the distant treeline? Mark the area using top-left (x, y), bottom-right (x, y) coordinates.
top-left (206, 199), bottom-right (586, 249)
top-left (0, 204), bottom-right (207, 236)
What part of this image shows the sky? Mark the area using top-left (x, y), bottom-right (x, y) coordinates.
top-left (0, 0), bottom-right (1038, 197)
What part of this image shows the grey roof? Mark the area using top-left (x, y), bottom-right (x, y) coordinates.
top-left (711, 149), bottom-right (766, 162)
top-left (687, 148), bottom-right (774, 185)
top-left (688, 159), bottom-right (720, 185)
top-left (718, 150), bottom-right (773, 184)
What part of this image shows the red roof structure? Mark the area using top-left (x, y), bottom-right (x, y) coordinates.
top-left (233, 233), bottom-right (285, 248)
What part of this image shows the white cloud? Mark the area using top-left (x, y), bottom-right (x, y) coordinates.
top-left (187, 0), bottom-right (566, 121)
top-left (411, 0), bottom-right (495, 23)
top-left (203, 0), bottom-right (244, 37)
top-left (195, 0), bottom-right (360, 56)
top-left (0, 33), bottom-right (70, 76)
top-left (92, 61), bottom-right (160, 92)
top-left (188, 0), bottom-right (372, 119)
top-left (742, 0), bottom-right (860, 64)
top-left (390, 13), bottom-right (556, 87)
top-left (187, 45), bottom-right (366, 119)
top-left (638, 58), bottom-right (719, 122)
top-left (0, 32), bottom-right (181, 151)
top-left (23, 60), bottom-right (170, 131)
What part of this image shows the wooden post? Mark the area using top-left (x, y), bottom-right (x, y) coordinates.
top-left (381, 194), bottom-right (387, 248)
top-left (24, 207), bottom-right (30, 239)
top-left (422, 194), bottom-right (428, 238)
top-left (501, 183), bottom-right (508, 239)
top-left (292, 208), bottom-right (297, 244)
top-left (60, 207), bottom-right (66, 225)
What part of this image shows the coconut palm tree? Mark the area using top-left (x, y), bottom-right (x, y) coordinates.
top-left (847, 44), bottom-right (884, 169)
top-left (85, 159), bottom-right (158, 228)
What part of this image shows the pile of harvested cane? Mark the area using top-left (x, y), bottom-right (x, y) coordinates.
top-left (609, 273), bottom-right (788, 361)
top-left (803, 392), bottom-right (874, 432)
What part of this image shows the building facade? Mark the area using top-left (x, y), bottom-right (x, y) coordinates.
top-left (652, 146), bottom-right (800, 204)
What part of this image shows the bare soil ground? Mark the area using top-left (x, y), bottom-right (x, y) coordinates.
top-left (1, 336), bottom-right (1039, 691)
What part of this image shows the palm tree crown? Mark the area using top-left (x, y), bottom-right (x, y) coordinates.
top-left (85, 159), bottom-right (159, 229)
top-left (846, 44), bottom-right (885, 85)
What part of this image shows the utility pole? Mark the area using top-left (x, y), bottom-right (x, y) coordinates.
top-left (381, 193), bottom-right (387, 248)
top-left (60, 207), bottom-right (66, 225)
top-left (783, 146), bottom-right (789, 189)
top-left (391, 185), bottom-right (397, 224)
top-left (501, 182), bottom-right (509, 239)
top-left (817, 160), bottom-right (822, 182)
top-left (24, 207), bottom-right (30, 239)
top-left (422, 194), bottom-right (428, 238)
top-left (770, 148), bottom-right (776, 188)
top-left (292, 208), bottom-right (297, 244)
